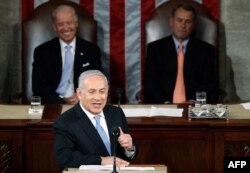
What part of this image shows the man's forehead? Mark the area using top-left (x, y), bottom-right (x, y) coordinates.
top-left (85, 75), bottom-right (104, 82)
top-left (88, 87), bottom-right (106, 90)
top-left (175, 9), bottom-right (194, 18)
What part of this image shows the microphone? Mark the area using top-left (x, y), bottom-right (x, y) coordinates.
top-left (115, 88), bottom-right (122, 107)
top-left (111, 126), bottom-right (120, 173)
top-left (111, 126), bottom-right (120, 136)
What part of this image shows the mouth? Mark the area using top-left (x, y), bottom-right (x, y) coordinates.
top-left (63, 31), bottom-right (71, 36)
top-left (92, 103), bottom-right (102, 108)
top-left (179, 29), bottom-right (187, 33)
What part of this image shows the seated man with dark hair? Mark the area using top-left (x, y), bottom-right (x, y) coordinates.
top-left (32, 5), bottom-right (102, 104)
top-left (144, 3), bottom-right (218, 104)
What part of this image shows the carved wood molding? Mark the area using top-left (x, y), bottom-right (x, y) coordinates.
top-left (0, 141), bottom-right (12, 173)
top-left (225, 141), bottom-right (250, 157)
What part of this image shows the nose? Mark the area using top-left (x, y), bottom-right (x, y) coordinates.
top-left (93, 93), bottom-right (102, 100)
top-left (64, 25), bottom-right (69, 31)
top-left (181, 21), bottom-right (186, 28)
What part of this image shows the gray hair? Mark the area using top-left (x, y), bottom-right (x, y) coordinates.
top-left (78, 70), bottom-right (109, 90)
top-left (52, 5), bottom-right (78, 22)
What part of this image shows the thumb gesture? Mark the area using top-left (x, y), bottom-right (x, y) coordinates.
top-left (117, 127), bottom-right (133, 150)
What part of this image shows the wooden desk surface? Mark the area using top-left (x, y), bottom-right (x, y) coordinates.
top-left (0, 103), bottom-right (250, 119)
top-left (0, 104), bottom-right (72, 119)
top-left (64, 165), bottom-right (167, 173)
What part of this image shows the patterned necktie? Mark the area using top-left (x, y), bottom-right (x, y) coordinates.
top-left (94, 115), bottom-right (111, 155)
top-left (173, 43), bottom-right (186, 103)
top-left (56, 45), bottom-right (74, 96)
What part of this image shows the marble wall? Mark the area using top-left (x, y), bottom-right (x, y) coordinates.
top-left (219, 0), bottom-right (250, 102)
top-left (0, 0), bottom-right (21, 103)
top-left (0, 0), bottom-right (249, 103)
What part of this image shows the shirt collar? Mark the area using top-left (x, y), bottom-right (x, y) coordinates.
top-left (79, 103), bottom-right (105, 120)
top-left (172, 35), bottom-right (189, 53)
top-left (59, 37), bottom-right (76, 50)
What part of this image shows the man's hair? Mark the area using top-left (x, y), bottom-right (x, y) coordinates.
top-left (78, 70), bottom-right (109, 90)
top-left (171, 3), bottom-right (197, 21)
top-left (52, 5), bottom-right (78, 22)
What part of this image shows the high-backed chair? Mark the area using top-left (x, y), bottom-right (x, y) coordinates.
top-left (145, 0), bottom-right (218, 47)
top-left (22, 0), bottom-right (97, 103)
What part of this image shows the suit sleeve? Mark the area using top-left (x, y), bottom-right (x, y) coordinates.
top-left (93, 45), bottom-right (102, 71)
top-left (199, 45), bottom-right (218, 103)
top-left (86, 43), bottom-right (102, 71)
top-left (32, 46), bottom-right (61, 102)
top-left (115, 107), bottom-right (138, 160)
top-left (144, 42), bottom-right (167, 103)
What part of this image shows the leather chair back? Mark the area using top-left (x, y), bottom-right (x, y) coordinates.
top-left (145, 0), bottom-right (217, 47)
top-left (22, 0), bottom-right (97, 103)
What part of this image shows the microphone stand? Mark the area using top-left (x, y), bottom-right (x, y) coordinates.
top-left (112, 135), bottom-right (118, 173)
top-left (115, 88), bottom-right (122, 107)
top-left (111, 127), bottom-right (120, 173)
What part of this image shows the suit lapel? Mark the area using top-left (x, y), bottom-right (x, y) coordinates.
top-left (74, 38), bottom-right (85, 61)
top-left (168, 37), bottom-right (178, 67)
top-left (74, 104), bottom-right (111, 156)
top-left (53, 39), bottom-right (63, 80)
top-left (166, 37), bottom-right (178, 88)
top-left (75, 38), bottom-right (80, 60)
top-left (184, 38), bottom-right (195, 78)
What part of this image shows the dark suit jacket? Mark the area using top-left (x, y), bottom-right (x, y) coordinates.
top-left (32, 37), bottom-right (102, 104)
top-left (53, 103), bottom-right (136, 169)
top-left (144, 35), bottom-right (218, 103)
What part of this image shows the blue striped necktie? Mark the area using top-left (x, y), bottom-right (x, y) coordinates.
top-left (56, 45), bottom-right (74, 96)
top-left (94, 115), bottom-right (111, 155)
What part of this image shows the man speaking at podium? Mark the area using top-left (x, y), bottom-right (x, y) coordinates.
top-left (53, 70), bottom-right (137, 169)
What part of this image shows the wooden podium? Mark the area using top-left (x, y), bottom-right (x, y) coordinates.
top-left (63, 165), bottom-right (167, 173)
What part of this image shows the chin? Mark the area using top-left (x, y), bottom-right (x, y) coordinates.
top-left (91, 107), bottom-right (102, 113)
top-left (63, 38), bottom-right (74, 43)
top-left (92, 110), bottom-right (102, 115)
top-left (60, 35), bottom-right (74, 42)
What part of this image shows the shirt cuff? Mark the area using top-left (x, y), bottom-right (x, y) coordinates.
top-left (125, 145), bottom-right (136, 159)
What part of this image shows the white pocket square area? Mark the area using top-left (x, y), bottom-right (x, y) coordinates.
top-left (82, 62), bottom-right (90, 67)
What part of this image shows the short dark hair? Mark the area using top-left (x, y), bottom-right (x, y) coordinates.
top-left (171, 3), bottom-right (196, 21)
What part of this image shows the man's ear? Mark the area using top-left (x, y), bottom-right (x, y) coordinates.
top-left (76, 88), bottom-right (82, 98)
